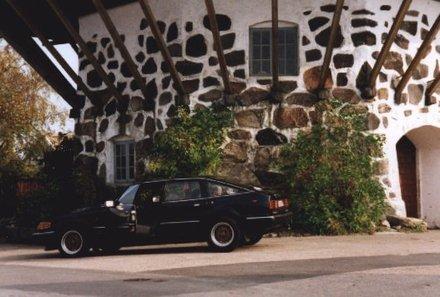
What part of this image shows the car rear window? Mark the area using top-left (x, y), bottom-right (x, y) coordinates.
top-left (207, 182), bottom-right (244, 197)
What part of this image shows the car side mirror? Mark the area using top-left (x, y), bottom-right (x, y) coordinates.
top-left (105, 200), bottom-right (115, 208)
top-left (152, 196), bottom-right (161, 203)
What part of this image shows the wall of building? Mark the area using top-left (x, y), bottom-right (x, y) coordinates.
top-left (74, 0), bottom-right (440, 220)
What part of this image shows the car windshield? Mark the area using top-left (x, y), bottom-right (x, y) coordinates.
top-left (118, 185), bottom-right (139, 205)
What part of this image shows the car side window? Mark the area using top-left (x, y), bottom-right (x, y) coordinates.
top-left (164, 181), bottom-right (201, 202)
top-left (135, 183), bottom-right (163, 206)
top-left (207, 182), bottom-right (242, 198)
top-left (118, 185), bottom-right (140, 205)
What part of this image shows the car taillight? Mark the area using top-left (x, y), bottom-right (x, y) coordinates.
top-left (36, 221), bottom-right (52, 231)
top-left (269, 198), bottom-right (290, 210)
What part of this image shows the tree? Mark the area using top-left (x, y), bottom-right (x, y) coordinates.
top-left (0, 43), bottom-right (66, 176)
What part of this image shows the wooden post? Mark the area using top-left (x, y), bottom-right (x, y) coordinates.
top-left (426, 74), bottom-right (440, 105)
top-left (368, 0), bottom-right (412, 98)
top-left (204, 0), bottom-right (231, 94)
top-left (271, 0), bottom-right (279, 92)
top-left (137, 0), bottom-right (187, 97)
top-left (318, 0), bottom-right (345, 91)
top-left (92, 0), bottom-right (152, 110)
top-left (395, 15), bottom-right (440, 104)
top-left (45, 0), bottom-right (124, 106)
top-left (6, 0), bottom-right (95, 105)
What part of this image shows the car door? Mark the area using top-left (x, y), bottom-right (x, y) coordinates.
top-left (133, 182), bottom-right (164, 239)
top-left (157, 180), bottom-right (204, 240)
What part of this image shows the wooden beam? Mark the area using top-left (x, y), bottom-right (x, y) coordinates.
top-left (45, 0), bottom-right (125, 106)
top-left (271, 0), bottom-right (279, 92)
top-left (369, 0), bottom-right (412, 98)
top-left (6, 0), bottom-right (96, 105)
top-left (204, 0), bottom-right (231, 94)
top-left (395, 15), bottom-right (440, 103)
top-left (92, 0), bottom-right (152, 110)
top-left (318, 0), bottom-right (345, 91)
top-left (137, 0), bottom-right (187, 96)
top-left (426, 74), bottom-right (440, 105)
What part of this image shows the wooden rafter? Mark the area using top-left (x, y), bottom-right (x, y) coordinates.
top-left (204, 0), bottom-right (231, 94)
top-left (6, 0), bottom-right (96, 106)
top-left (426, 74), bottom-right (440, 105)
top-left (395, 15), bottom-right (440, 103)
top-left (318, 0), bottom-right (345, 91)
top-left (45, 0), bottom-right (125, 106)
top-left (92, 0), bottom-right (152, 110)
top-left (271, 0), bottom-right (279, 92)
top-left (137, 0), bottom-right (187, 96)
top-left (369, 0), bottom-right (412, 97)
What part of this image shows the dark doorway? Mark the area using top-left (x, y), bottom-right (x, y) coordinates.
top-left (396, 136), bottom-right (418, 217)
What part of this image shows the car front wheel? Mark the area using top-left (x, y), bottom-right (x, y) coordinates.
top-left (207, 218), bottom-right (242, 252)
top-left (58, 229), bottom-right (88, 257)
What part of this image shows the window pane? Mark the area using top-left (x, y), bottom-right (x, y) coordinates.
top-left (261, 31), bottom-right (270, 45)
top-left (286, 44), bottom-right (295, 58)
top-left (252, 30), bottom-right (261, 44)
top-left (262, 60), bottom-right (271, 74)
top-left (278, 29), bottom-right (285, 44)
top-left (207, 182), bottom-right (242, 197)
top-left (118, 185), bottom-right (140, 204)
top-left (286, 29), bottom-right (295, 43)
top-left (164, 181), bottom-right (201, 202)
top-left (278, 46), bottom-right (285, 60)
top-left (286, 59), bottom-right (296, 75)
top-left (252, 60), bottom-right (261, 74)
top-left (253, 46), bottom-right (261, 59)
top-left (262, 45), bottom-right (270, 59)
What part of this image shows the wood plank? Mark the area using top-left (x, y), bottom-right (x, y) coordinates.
top-left (271, 0), bottom-right (279, 91)
top-left (369, 0), bottom-right (412, 98)
top-left (395, 15), bottom-right (440, 103)
top-left (45, 0), bottom-right (125, 106)
top-left (204, 0), bottom-right (231, 94)
top-left (92, 0), bottom-right (152, 109)
top-left (6, 0), bottom-right (95, 106)
top-left (137, 0), bottom-right (187, 96)
top-left (426, 74), bottom-right (440, 105)
top-left (318, 0), bottom-right (345, 91)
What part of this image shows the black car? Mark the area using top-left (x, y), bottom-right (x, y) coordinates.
top-left (33, 177), bottom-right (292, 257)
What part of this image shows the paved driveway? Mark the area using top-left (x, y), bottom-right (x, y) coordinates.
top-left (1, 231), bottom-right (440, 296)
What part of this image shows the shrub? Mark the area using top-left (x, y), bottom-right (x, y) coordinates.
top-left (275, 99), bottom-right (386, 235)
top-left (147, 105), bottom-right (233, 178)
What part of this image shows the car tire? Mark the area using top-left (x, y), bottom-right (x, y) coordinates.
top-left (243, 232), bottom-right (263, 246)
top-left (58, 228), bottom-right (89, 258)
top-left (207, 218), bottom-right (242, 252)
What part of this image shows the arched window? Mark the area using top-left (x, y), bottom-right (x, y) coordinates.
top-left (249, 21), bottom-right (299, 76)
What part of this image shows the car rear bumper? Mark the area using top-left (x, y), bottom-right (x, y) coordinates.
top-left (245, 211), bottom-right (292, 233)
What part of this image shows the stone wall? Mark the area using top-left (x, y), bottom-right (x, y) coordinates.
top-left (74, 0), bottom-right (440, 220)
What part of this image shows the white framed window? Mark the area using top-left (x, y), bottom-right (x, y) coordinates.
top-left (249, 24), bottom-right (299, 76)
top-left (114, 141), bottom-right (135, 183)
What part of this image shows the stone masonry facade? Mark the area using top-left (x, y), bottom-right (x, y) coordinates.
top-left (73, 0), bottom-right (440, 221)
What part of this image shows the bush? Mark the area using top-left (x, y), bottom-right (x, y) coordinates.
top-left (147, 105), bottom-right (233, 178)
top-left (275, 99), bottom-right (386, 235)
top-left (14, 135), bottom-right (114, 228)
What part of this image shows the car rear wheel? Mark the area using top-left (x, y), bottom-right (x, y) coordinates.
top-left (58, 229), bottom-right (88, 257)
top-left (207, 218), bottom-right (242, 252)
top-left (243, 232), bottom-right (263, 246)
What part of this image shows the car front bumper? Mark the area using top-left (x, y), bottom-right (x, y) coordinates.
top-left (32, 231), bottom-right (58, 250)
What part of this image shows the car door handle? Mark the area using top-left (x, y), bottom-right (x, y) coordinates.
top-left (193, 203), bottom-right (201, 207)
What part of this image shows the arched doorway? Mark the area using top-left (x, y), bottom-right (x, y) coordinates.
top-left (396, 136), bottom-right (418, 217)
top-left (396, 126), bottom-right (440, 227)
